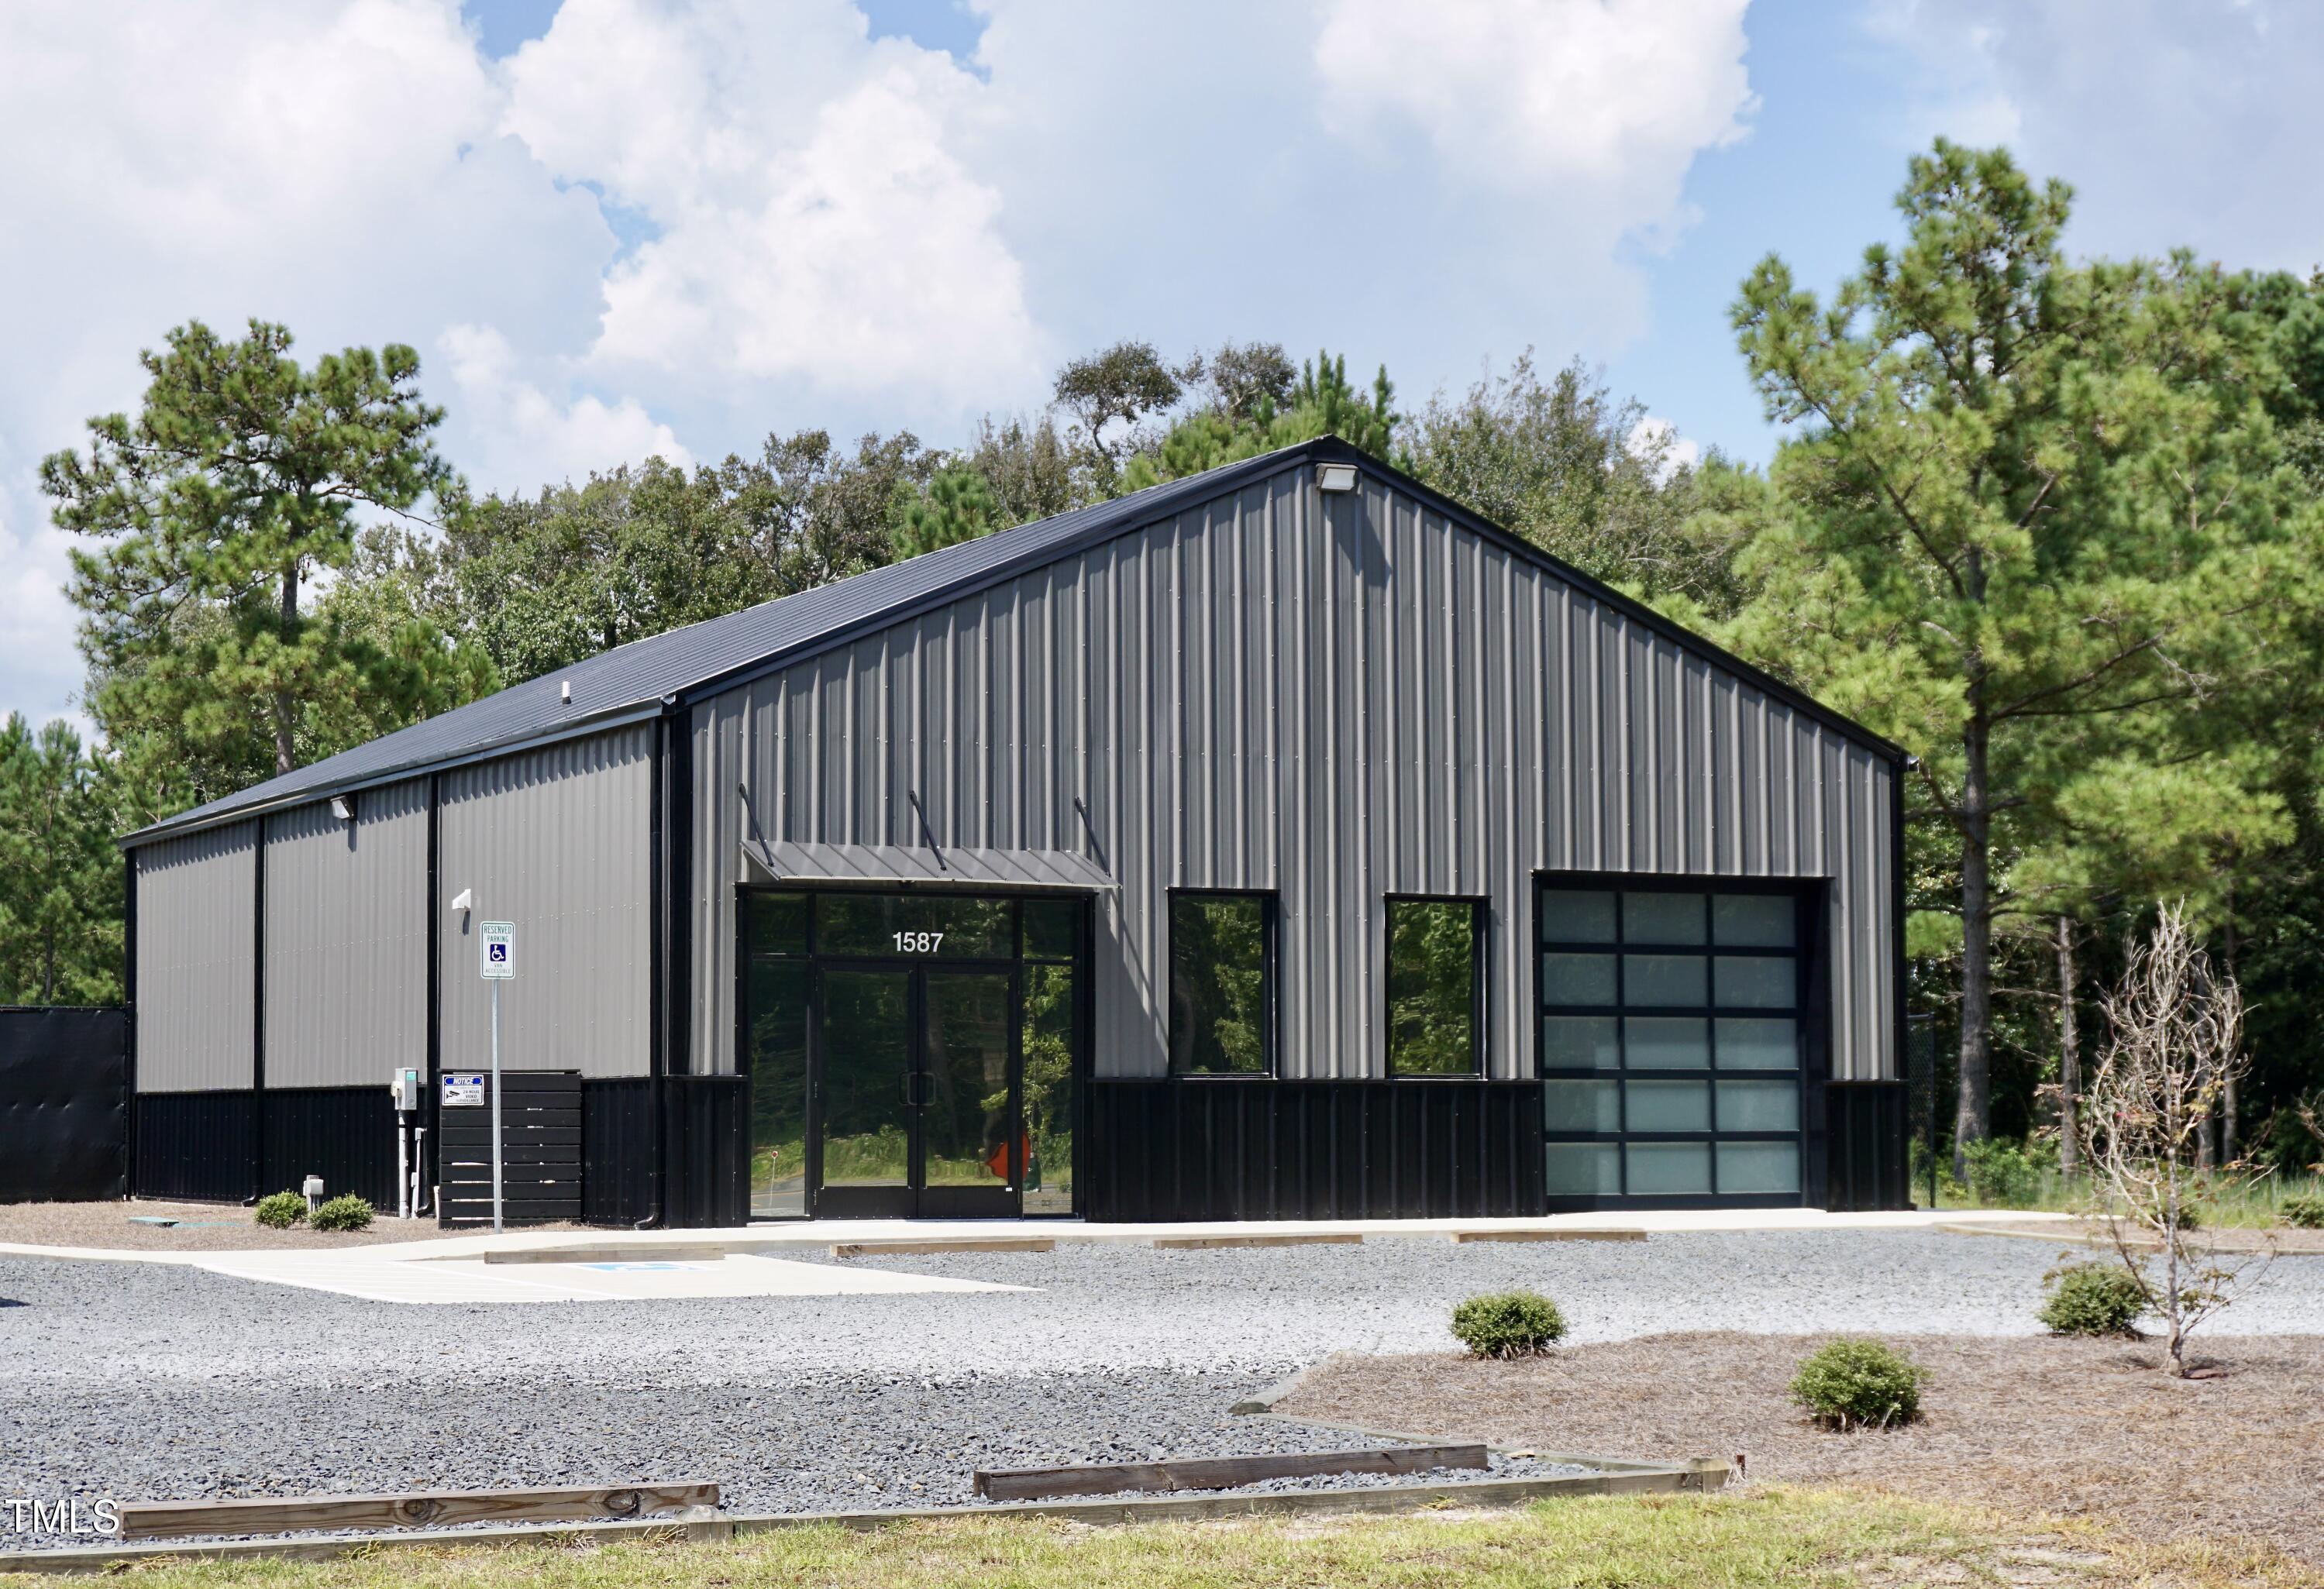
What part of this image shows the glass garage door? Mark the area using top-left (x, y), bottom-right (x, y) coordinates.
top-left (1537, 880), bottom-right (1806, 1202)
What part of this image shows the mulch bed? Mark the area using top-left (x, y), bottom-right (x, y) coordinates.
top-left (1276, 1333), bottom-right (2324, 1566)
top-left (0, 1200), bottom-right (556, 1251)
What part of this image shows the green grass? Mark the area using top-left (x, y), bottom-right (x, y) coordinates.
top-left (15, 1490), bottom-right (2312, 1589)
top-left (1923, 1164), bottom-right (2324, 1228)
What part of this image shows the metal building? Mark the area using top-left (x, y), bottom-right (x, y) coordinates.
top-left (120, 439), bottom-right (1910, 1226)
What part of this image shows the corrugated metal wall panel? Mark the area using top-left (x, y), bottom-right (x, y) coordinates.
top-left (439, 727), bottom-right (652, 1080)
top-left (133, 821), bottom-right (257, 1092)
top-left (690, 466), bottom-right (1898, 1084)
top-left (260, 781), bottom-right (428, 1089)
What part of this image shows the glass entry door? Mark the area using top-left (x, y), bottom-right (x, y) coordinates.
top-left (813, 965), bottom-right (1021, 1219)
top-left (742, 889), bottom-right (1083, 1220)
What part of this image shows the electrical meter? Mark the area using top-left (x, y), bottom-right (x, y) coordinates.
top-left (388, 1066), bottom-right (424, 1112)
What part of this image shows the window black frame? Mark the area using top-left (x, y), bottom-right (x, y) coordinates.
top-left (1165, 888), bottom-right (1279, 1078)
top-left (1533, 872), bottom-right (1823, 1206)
top-left (1382, 893), bottom-right (1489, 1079)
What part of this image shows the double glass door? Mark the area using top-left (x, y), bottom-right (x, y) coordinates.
top-left (744, 889), bottom-right (1083, 1221)
top-left (816, 965), bottom-right (1020, 1219)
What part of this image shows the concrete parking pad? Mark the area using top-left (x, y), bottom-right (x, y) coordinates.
top-left (189, 1250), bottom-right (1021, 1305)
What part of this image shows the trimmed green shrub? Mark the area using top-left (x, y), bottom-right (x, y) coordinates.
top-left (1450, 1291), bottom-right (1567, 1358)
top-left (253, 1190), bottom-right (308, 1229)
top-left (311, 1194), bottom-right (374, 1233)
top-left (2037, 1262), bottom-right (2146, 1336)
top-left (1789, 1339), bottom-right (1927, 1429)
top-left (2281, 1192), bottom-right (2324, 1230)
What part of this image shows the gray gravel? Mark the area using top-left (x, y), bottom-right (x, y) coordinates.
top-left (4, 1230), bottom-right (2319, 1549)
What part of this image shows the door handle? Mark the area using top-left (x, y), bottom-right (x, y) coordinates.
top-left (901, 1071), bottom-right (922, 1108)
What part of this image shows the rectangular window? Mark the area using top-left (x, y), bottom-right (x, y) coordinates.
top-left (1168, 892), bottom-right (1274, 1075)
top-left (1386, 896), bottom-right (1485, 1076)
top-left (1539, 877), bottom-right (1807, 1202)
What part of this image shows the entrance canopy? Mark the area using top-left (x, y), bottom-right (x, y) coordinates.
top-left (740, 838), bottom-right (1116, 894)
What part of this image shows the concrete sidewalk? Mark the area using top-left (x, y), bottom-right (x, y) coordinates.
top-left (0, 1207), bottom-right (2071, 1306)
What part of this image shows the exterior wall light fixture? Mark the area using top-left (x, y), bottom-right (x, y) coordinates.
top-left (1317, 463), bottom-right (1359, 494)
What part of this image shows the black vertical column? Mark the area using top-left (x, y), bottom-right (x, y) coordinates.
top-left (425, 772), bottom-right (442, 1219)
top-left (251, 820), bottom-right (267, 1202)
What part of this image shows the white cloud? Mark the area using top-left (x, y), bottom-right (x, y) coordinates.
top-left (1868, 0), bottom-right (2324, 271)
top-left (439, 325), bottom-right (690, 491)
top-left (0, 0), bottom-right (1771, 730)
top-left (1312, 0), bottom-right (1756, 208)
top-left (502, 0), bottom-right (1041, 405)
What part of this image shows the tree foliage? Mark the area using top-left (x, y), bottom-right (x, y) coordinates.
top-left (359, 429), bottom-right (935, 688)
top-left (1694, 142), bottom-right (2324, 1162)
top-left (42, 320), bottom-right (492, 817)
top-left (0, 715), bottom-right (121, 1004)
top-left (1405, 352), bottom-right (1725, 604)
top-left (1124, 349), bottom-right (1403, 490)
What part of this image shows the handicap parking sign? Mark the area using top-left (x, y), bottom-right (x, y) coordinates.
top-left (480, 920), bottom-right (515, 980)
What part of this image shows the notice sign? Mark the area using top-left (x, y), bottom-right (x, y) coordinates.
top-left (480, 920), bottom-right (515, 981)
top-left (442, 1072), bottom-right (485, 1108)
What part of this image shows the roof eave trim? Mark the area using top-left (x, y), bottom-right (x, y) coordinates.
top-left (119, 700), bottom-right (672, 850)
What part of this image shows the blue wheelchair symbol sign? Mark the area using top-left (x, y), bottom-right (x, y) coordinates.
top-left (480, 921), bottom-right (515, 980)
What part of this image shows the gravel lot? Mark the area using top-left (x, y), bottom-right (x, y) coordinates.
top-left (3, 1230), bottom-right (2319, 1546)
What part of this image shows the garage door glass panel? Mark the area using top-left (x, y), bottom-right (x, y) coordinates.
top-left (1716, 1079), bottom-right (1800, 1132)
top-left (1623, 892), bottom-right (1705, 944)
top-left (1539, 890), bottom-right (1616, 943)
top-left (1713, 894), bottom-right (1795, 948)
top-left (1717, 1141), bottom-right (1801, 1194)
top-left (1541, 880), bottom-right (1806, 1202)
top-left (1716, 1018), bottom-right (1799, 1069)
top-left (1541, 953), bottom-right (1616, 1005)
top-left (1542, 1016), bottom-right (1620, 1068)
top-left (1544, 1079), bottom-right (1620, 1132)
top-left (1624, 954), bottom-right (1706, 1006)
top-left (1544, 1142), bottom-right (1621, 1195)
top-left (1627, 1081), bottom-right (1709, 1133)
top-left (1713, 956), bottom-right (1795, 1008)
top-left (1626, 1141), bottom-right (1711, 1194)
top-left (1623, 1016), bottom-right (1708, 1068)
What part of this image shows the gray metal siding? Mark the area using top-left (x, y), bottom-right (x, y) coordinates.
top-left (133, 822), bottom-right (257, 1092)
top-left (438, 727), bottom-right (652, 1081)
top-left (260, 782), bottom-right (429, 1089)
top-left (690, 467), bottom-right (1897, 1084)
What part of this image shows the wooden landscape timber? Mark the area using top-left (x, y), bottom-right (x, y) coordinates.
top-left (115, 1481), bottom-right (720, 1541)
top-left (971, 1444), bottom-right (1490, 1502)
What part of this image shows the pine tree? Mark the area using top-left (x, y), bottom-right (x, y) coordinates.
top-left (0, 716), bottom-right (122, 1004)
top-left (1706, 143), bottom-right (2324, 1168)
top-left (42, 320), bottom-right (491, 815)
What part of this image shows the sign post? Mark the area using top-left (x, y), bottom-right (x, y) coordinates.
top-left (479, 920), bottom-right (515, 1233)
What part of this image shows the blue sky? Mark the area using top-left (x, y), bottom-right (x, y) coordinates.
top-left (2, 0), bottom-right (2318, 731)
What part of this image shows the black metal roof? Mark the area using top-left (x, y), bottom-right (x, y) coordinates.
top-left (126, 437), bottom-right (1901, 846)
